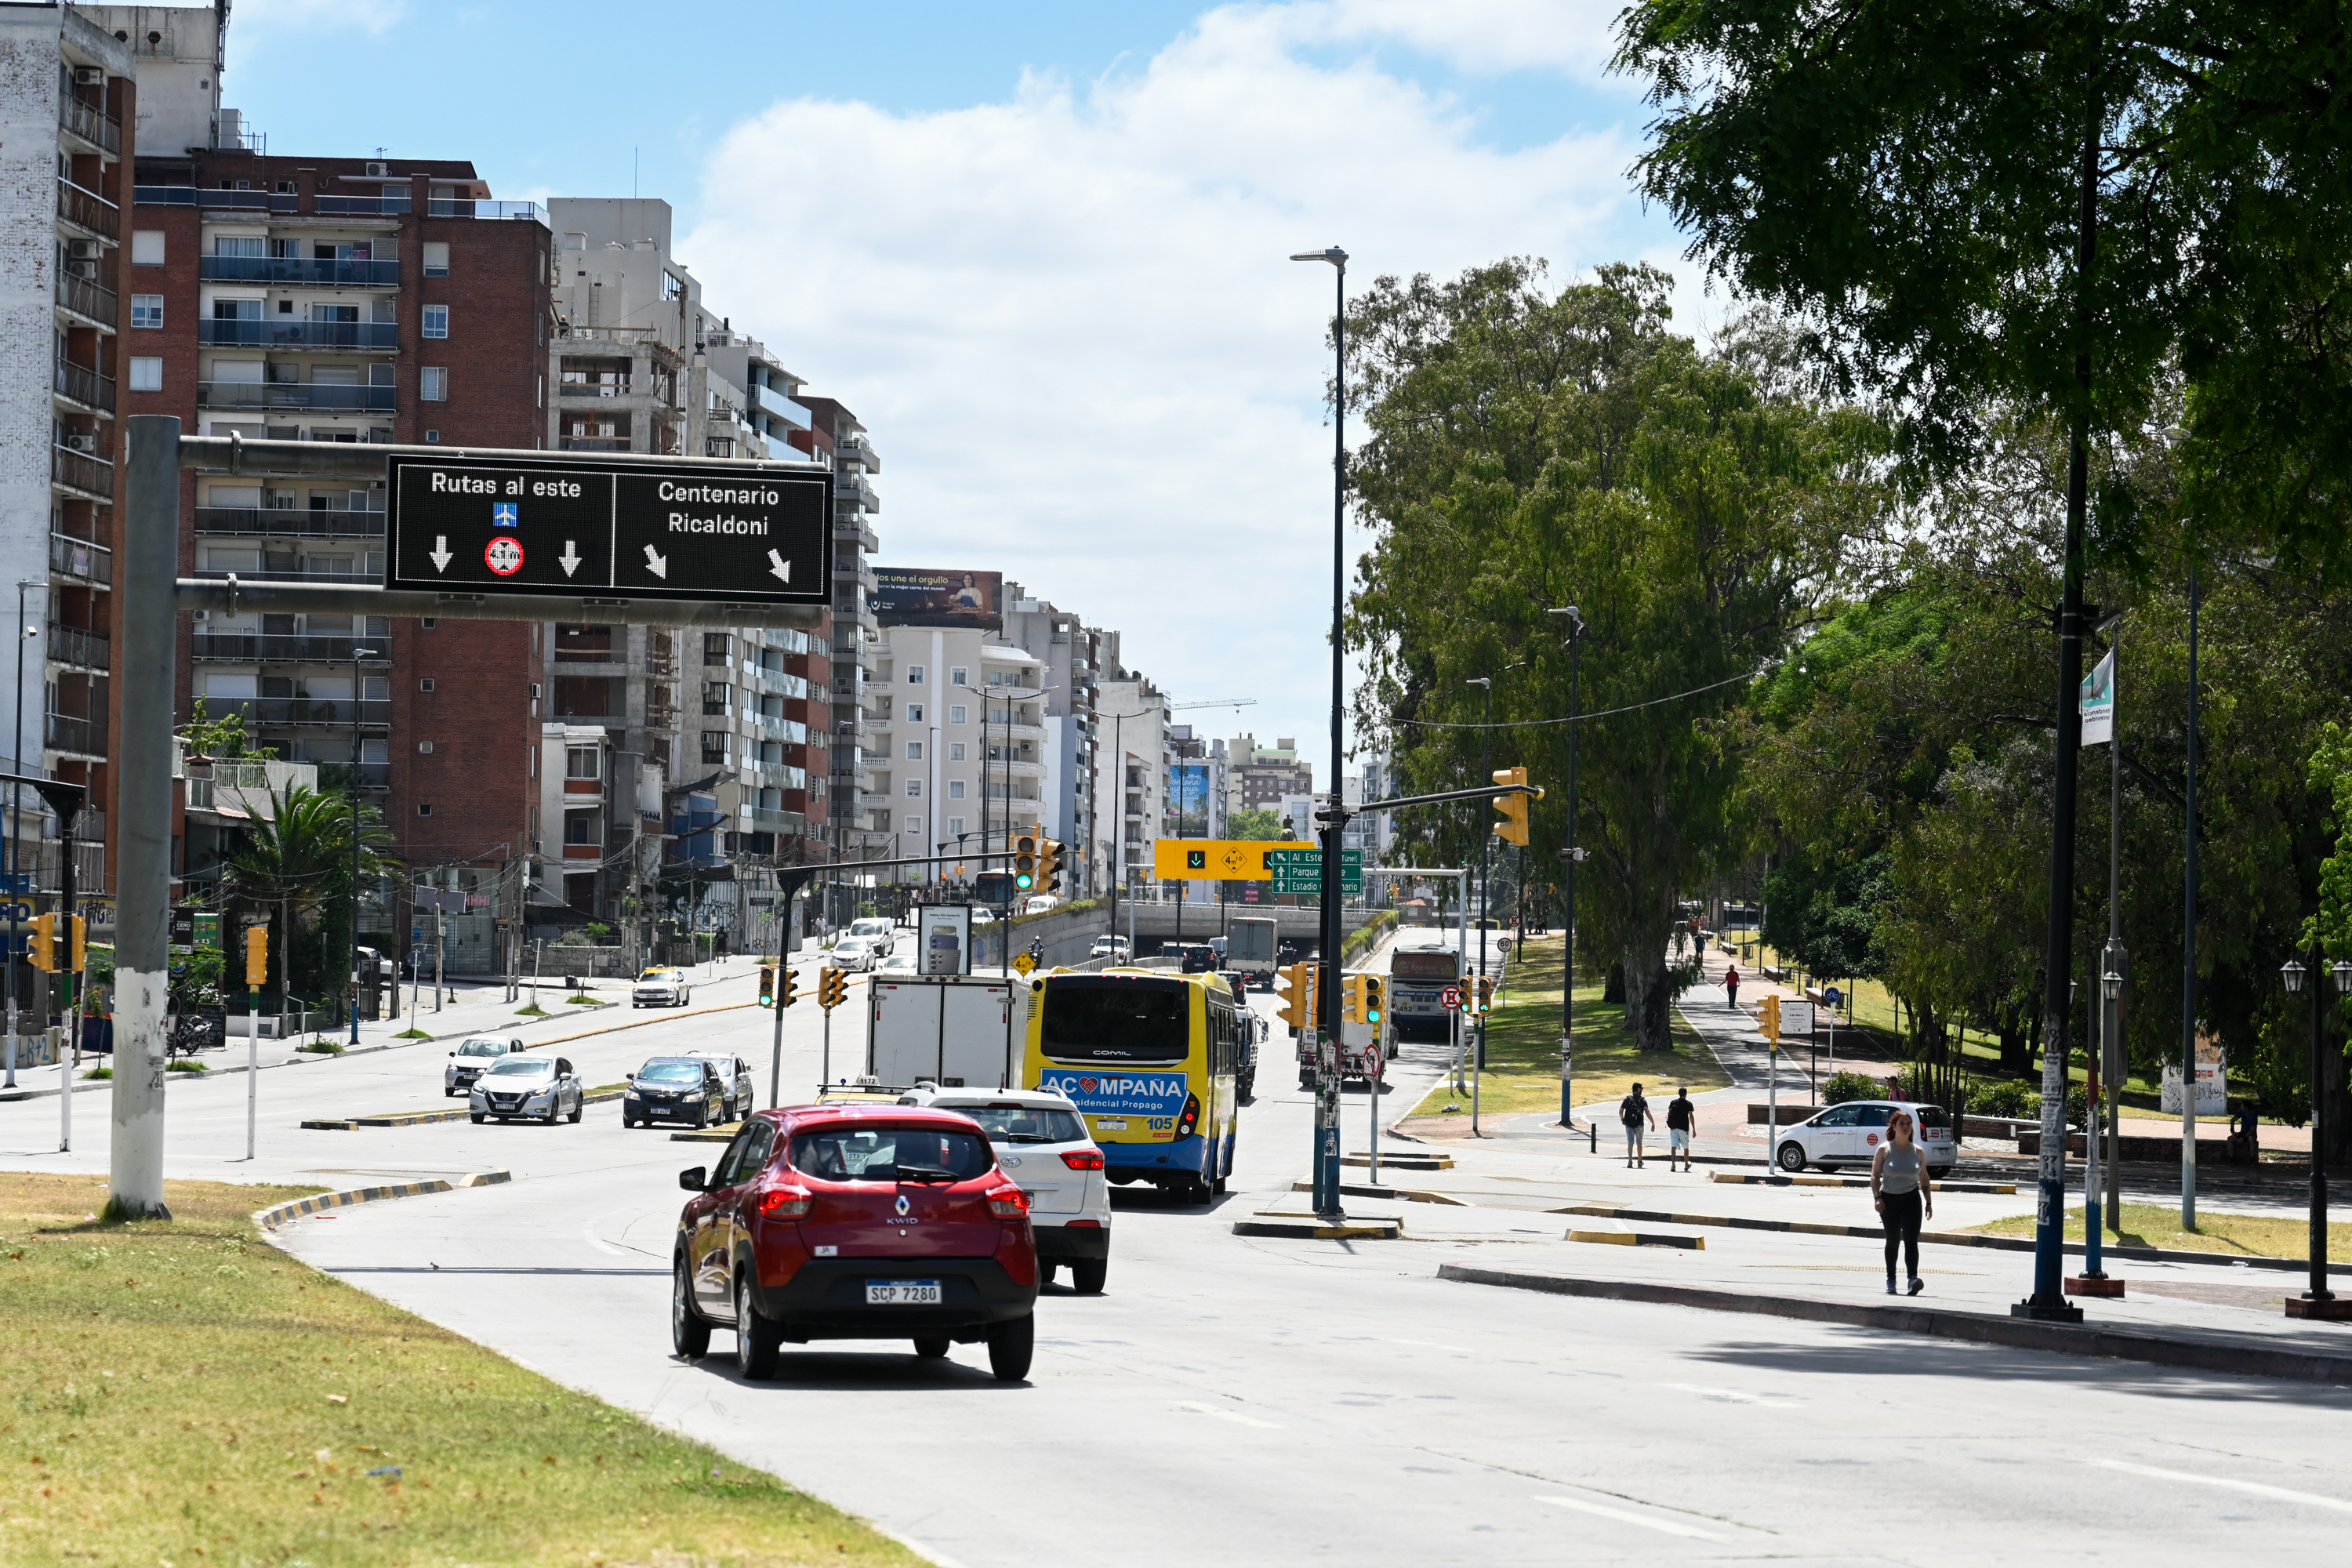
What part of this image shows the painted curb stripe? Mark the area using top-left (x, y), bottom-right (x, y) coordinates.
top-left (252, 1168), bottom-right (510, 1232)
top-left (1569, 1230), bottom-right (1704, 1250)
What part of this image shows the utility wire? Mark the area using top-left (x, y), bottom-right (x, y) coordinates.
top-left (1383, 664), bottom-right (1773, 731)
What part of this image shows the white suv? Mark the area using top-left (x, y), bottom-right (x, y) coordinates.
top-left (900, 1086), bottom-right (1112, 1294)
top-left (848, 917), bottom-right (895, 956)
top-left (1774, 1100), bottom-right (1957, 1178)
top-left (632, 967), bottom-right (693, 1007)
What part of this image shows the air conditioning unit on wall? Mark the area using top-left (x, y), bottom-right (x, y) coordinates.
top-left (62, 434), bottom-right (97, 454)
top-left (72, 66), bottom-right (102, 86)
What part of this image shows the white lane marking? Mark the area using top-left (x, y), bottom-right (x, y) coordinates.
top-left (2089, 1458), bottom-right (2352, 1514)
top-left (1663, 1381), bottom-right (1802, 1408)
top-left (1535, 1495), bottom-right (1726, 1540)
top-left (581, 1221), bottom-right (626, 1258)
top-left (1174, 1400), bottom-right (1282, 1429)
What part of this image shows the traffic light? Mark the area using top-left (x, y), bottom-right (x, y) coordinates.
top-left (1760, 992), bottom-right (1780, 1044)
top-left (34, 913), bottom-right (96, 975)
top-left (1342, 972), bottom-right (1367, 1023)
top-left (1363, 974), bottom-right (1384, 1025)
top-left (758, 964), bottom-right (776, 1007)
top-left (1474, 975), bottom-right (1495, 1015)
top-left (68, 915), bottom-right (84, 975)
top-left (1036, 837), bottom-right (1062, 891)
top-left (244, 923), bottom-right (267, 988)
top-left (1492, 767), bottom-right (1540, 847)
top-left (1275, 962), bottom-right (1319, 1033)
top-left (780, 966), bottom-right (801, 1009)
top-left (818, 965), bottom-right (848, 1011)
top-left (28, 913), bottom-right (53, 973)
top-left (1013, 831), bottom-right (1040, 891)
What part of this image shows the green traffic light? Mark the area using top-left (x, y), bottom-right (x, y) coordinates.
top-left (1014, 871), bottom-right (1035, 890)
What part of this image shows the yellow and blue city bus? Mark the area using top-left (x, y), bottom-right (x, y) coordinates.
top-left (1023, 968), bottom-right (1243, 1202)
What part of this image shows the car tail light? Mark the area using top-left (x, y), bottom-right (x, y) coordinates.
top-left (756, 1185), bottom-right (813, 1218)
top-left (1176, 1094), bottom-right (1200, 1137)
top-left (1060, 1149), bottom-right (1105, 1171)
top-left (985, 1184), bottom-right (1032, 1218)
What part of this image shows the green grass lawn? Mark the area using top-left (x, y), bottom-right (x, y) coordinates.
top-left (1965, 1201), bottom-right (2352, 1262)
top-left (1407, 931), bottom-right (1728, 1119)
top-left (0, 1172), bottom-right (919, 1566)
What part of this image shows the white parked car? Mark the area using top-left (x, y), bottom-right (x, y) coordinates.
top-left (847, 917), bottom-right (895, 956)
top-left (900, 1085), bottom-right (1112, 1294)
top-left (1089, 935), bottom-right (1131, 961)
top-left (1023, 895), bottom-right (1060, 915)
top-left (826, 935), bottom-right (879, 971)
top-left (1773, 1100), bottom-right (1957, 1178)
top-left (631, 967), bottom-right (693, 1008)
top-left (875, 950), bottom-right (921, 977)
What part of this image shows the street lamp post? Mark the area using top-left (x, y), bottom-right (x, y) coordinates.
top-left (6, 578), bottom-right (38, 1089)
top-left (348, 645), bottom-right (376, 1045)
top-left (1549, 606), bottom-right (1583, 1127)
top-left (1293, 241), bottom-right (1348, 1220)
top-left (2280, 947), bottom-right (2352, 1318)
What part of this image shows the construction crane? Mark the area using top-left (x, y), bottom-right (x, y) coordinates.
top-left (1174, 698), bottom-right (1258, 713)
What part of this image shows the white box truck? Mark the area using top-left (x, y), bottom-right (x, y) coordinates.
top-left (865, 975), bottom-right (1032, 1090)
top-left (1225, 916), bottom-right (1279, 990)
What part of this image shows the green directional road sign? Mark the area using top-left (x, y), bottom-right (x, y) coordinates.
top-left (1267, 848), bottom-right (1363, 896)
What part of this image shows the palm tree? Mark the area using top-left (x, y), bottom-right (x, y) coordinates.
top-left (225, 785), bottom-right (397, 1014)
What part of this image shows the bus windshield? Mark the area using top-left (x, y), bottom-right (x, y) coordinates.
top-left (1039, 977), bottom-right (1190, 1065)
top-left (1391, 949), bottom-right (1461, 982)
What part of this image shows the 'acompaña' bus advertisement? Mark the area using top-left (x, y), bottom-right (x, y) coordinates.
top-left (1023, 971), bottom-right (1243, 1201)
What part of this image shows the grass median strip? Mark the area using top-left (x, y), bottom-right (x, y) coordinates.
top-left (0, 1171), bottom-right (920, 1566)
top-left (1408, 932), bottom-right (1726, 1120)
top-left (1965, 1203), bottom-right (2352, 1263)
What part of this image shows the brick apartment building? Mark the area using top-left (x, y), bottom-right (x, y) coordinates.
top-left (126, 145), bottom-right (553, 967)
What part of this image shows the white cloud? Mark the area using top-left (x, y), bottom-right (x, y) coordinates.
top-left (680, 1), bottom-right (1675, 769)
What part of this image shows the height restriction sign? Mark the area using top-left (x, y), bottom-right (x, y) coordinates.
top-left (386, 454), bottom-right (833, 604)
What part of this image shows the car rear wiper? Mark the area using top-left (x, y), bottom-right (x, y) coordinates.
top-left (1000, 1134), bottom-right (1054, 1143)
top-left (893, 1163), bottom-right (960, 1183)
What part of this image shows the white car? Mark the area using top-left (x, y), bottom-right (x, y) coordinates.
top-left (631, 967), bottom-right (693, 1007)
top-left (1089, 936), bottom-right (1131, 961)
top-left (1773, 1100), bottom-right (1957, 1178)
top-left (900, 1086), bottom-right (1112, 1294)
top-left (826, 935), bottom-right (878, 971)
top-left (1023, 895), bottom-right (1059, 915)
top-left (847, 916), bottom-right (895, 956)
top-left (875, 950), bottom-right (921, 977)
top-left (443, 1034), bottom-right (524, 1096)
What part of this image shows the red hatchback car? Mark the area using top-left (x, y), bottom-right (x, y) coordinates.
top-left (673, 1105), bottom-right (1040, 1381)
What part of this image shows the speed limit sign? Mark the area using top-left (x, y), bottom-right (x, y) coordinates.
top-left (1441, 984), bottom-right (1463, 1011)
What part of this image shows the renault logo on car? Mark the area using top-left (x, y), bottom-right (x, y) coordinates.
top-left (894, 1193), bottom-right (911, 1218)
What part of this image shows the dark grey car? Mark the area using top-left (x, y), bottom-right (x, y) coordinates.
top-left (624, 1057), bottom-right (729, 1130)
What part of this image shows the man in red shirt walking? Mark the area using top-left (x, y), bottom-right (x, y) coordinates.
top-left (1723, 963), bottom-right (1740, 1012)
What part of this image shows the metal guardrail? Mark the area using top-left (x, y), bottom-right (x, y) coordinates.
top-left (426, 199), bottom-right (545, 222)
top-left (199, 256), bottom-right (399, 287)
top-left (45, 712), bottom-right (106, 755)
top-left (56, 179), bottom-right (118, 240)
top-left (204, 697), bottom-right (391, 728)
top-left (55, 269), bottom-right (114, 325)
top-left (49, 531), bottom-right (111, 583)
top-left (60, 95), bottom-right (120, 155)
top-left (198, 321), bottom-right (400, 350)
top-left (194, 506), bottom-right (385, 538)
top-left (53, 358), bottom-right (114, 413)
top-left (46, 622), bottom-right (108, 672)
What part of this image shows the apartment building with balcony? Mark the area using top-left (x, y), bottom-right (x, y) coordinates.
top-left (999, 587), bottom-right (1112, 898)
top-left (1092, 671), bottom-right (1170, 902)
top-left (866, 624), bottom-right (1049, 886)
top-left (124, 137), bottom-right (554, 969)
top-left (795, 395), bottom-right (887, 913)
top-left (0, 8), bottom-right (140, 938)
top-left (538, 199), bottom-right (843, 943)
top-left (1228, 734), bottom-right (1315, 814)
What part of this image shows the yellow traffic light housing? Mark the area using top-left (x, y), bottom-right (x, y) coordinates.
top-left (1036, 837), bottom-right (1062, 892)
top-left (758, 964), bottom-right (776, 1007)
top-left (818, 965), bottom-right (848, 1011)
top-left (780, 966), bottom-right (801, 1009)
top-left (1013, 831), bottom-right (1040, 891)
top-left (244, 923), bottom-right (267, 988)
top-left (1275, 962), bottom-right (1318, 1032)
top-left (68, 915), bottom-right (85, 975)
top-left (28, 913), bottom-right (54, 973)
top-left (1363, 974), bottom-right (1384, 1025)
top-left (1342, 972), bottom-right (1367, 1024)
top-left (1760, 993), bottom-right (1780, 1044)
top-left (1492, 767), bottom-right (1540, 847)
top-left (1474, 975), bottom-right (1495, 1015)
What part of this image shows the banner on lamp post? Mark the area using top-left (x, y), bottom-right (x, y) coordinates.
top-left (2079, 648), bottom-right (2114, 747)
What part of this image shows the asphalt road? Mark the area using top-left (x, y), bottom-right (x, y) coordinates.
top-left (260, 986), bottom-right (2352, 1567)
top-left (9, 957), bottom-right (2351, 1564)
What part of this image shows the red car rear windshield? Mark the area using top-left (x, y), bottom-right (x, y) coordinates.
top-left (789, 1126), bottom-right (992, 1182)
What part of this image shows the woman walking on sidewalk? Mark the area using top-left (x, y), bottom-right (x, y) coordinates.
top-left (1871, 1109), bottom-right (1933, 1295)
top-left (1722, 963), bottom-right (1740, 1011)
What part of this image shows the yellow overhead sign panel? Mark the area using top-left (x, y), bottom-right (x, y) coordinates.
top-left (1151, 839), bottom-right (1292, 880)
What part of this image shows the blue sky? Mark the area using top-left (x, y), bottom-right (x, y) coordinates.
top-left (227, 1), bottom-right (1693, 784)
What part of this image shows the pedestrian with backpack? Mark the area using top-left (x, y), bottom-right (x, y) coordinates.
top-left (1665, 1086), bottom-right (1697, 1173)
top-left (1619, 1083), bottom-right (1656, 1169)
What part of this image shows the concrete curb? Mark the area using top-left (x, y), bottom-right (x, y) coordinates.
top-left (1439, 1262), bottom-right (2352, 1386)
top-left (1559, 1203), bottom-right (2352, 1277)
top-left (1289, 1179), bottom-right (1465, 1205)
top-left (303, 1087), bottom-right (630, 1132)
top-left (252, 1168), bottom-right (510, 1232)
top-left (1711, 1171), bottom-right (2019, 1194)
top-left (1569, 1229), bottom-right (1705, 1250)
top-left (1233, 1214), bottom-right (1403, 1240)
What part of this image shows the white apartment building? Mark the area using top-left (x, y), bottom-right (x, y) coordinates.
top-left (1092, 673), bottom-right (1169, 900)
top-left (1000, 585), bottom-right (1115, 898)
top-left (866, 626), bottom-right (1048, 885)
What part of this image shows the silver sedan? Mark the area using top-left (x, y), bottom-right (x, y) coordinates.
top-left (469, 1054), bottom-right (585, 1125)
